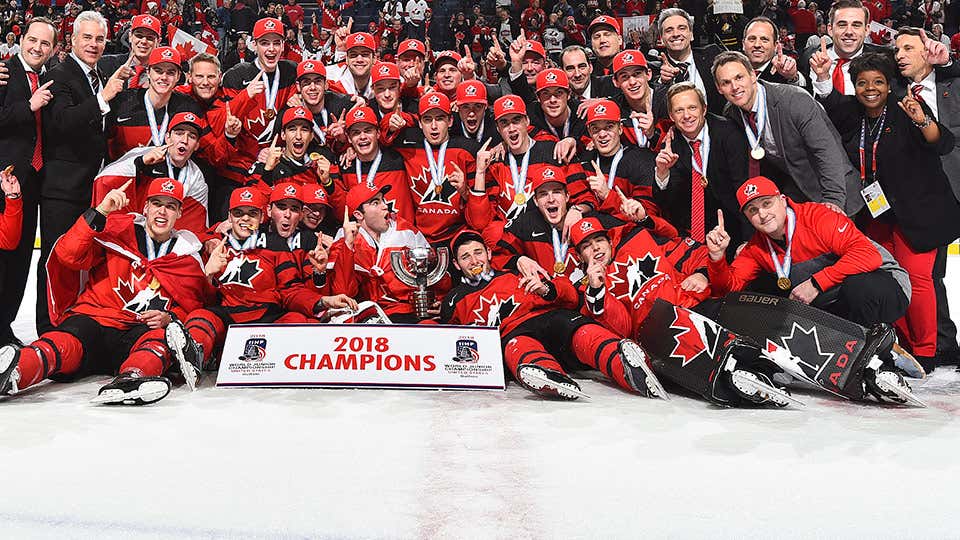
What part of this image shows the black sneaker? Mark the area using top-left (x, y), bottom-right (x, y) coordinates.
top-left (165, 319), bottom-right (203, 391)
top-left (0, 344), bottom-right (20, 395)
top-left (90, 374), bottom-right (171, 406)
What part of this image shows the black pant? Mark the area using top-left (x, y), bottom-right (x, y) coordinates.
top-left (933, 246), bottom-right (959, 362)
top-left (36, 197), bottom-right (89, 335)
top-left (51, 314), bottom-right (151, 381)
top-left (0, 167), bottom-right (39, 340)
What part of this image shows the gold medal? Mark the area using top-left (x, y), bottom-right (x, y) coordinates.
top-left (777, 277), bottom-right (791, 290)
top-left (751, 147), bottom-right (765, 160)
top-left (308, 152), bottom-right (321, 162)
top-left (264, 109), bottom-right (276, 120)
top-left (435, 184), bottom-right (442, 196)
top-left (554, 261), bottom-right (566, 274)
top-left (514, 192), bottom-right (527, 205)
top-left (148, 277), bottom-right (161, 290)
top-left (700, 176), bottom-right (708, 187)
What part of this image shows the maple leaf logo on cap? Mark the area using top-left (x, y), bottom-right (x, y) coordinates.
top-left (355, 34), bottom-right (365, 43)
top-left (543, 168), bottom-right (556, 179)
top-left (284, 185), bottom-right (297, 196)
top-left (429, 95), bottom-right (440, 105)
top-left (623, 52), bottom-right (634, 63)
top-left (295, 108), bottom-right (306, 117)
top-left (546, 72), bottom-right (557, 82)
top-left (184, 113), bottom-right (196, 122)
top-left (594, 104), bottom-right (607, 115)
top-left (264, 20), bottom-right (276, 30)
top-left (143, 16), bottom-right (152, 25)
top-left (161, 49), bottom-right (173, 59)
top-left (744, 184), bottom-right (758, 196)
top-left (240, 190), bottom-right (254, 202)
top-left (580, 221), bottom-right (594, 232)
top-left (161, 180), bottom-right (176, 193)
top-left (379, 64), bottom-right (390, 74)
top-left (353, 109), bottom-right (365, 119)
top-left (314, 189), bottom-right (326, 201)
top-left (465, 85), bottom-right (477, 96)
top-left (304, 62), bottom-right (314, 70)
top-left (502, 98), bottom-right (514, 109)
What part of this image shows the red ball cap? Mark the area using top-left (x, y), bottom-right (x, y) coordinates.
top-left (588, 15), bottom-right (621, 36)
top-left (371, 61), bottom-right (400, 85)
top-left (346, 183), bottom-right (392, 214)
top-left (168, 111), bottom-right (202, 133)
top-left (345, 106), bottom-right (378, 130)
top-left (585, 99), bottom-right (621, 125)
top-left (229, 187), bottom-right (267, 210)
top-left (535, 68), bottom-right (569, 93)
top-left (397, 39), bottom-right (426, 57)
top-left (270, 182), bottom-right (303, 204)
top-left (493, 95), bottom-right (527, 120)
top-left (253, 17), bottom-right (283, 40)
top-left (457, 79), bottom-right (487, 105)
top-left (131, 14), bottom-right (161, 36)
top-left (282, 106), bottom-right (314, 128)
top-left (297, 60), bottom-right (326, 79)
top-left (570, 217), bottom-right (608, 247)
top-left (530, 164), bottom-right (566, 193)
top-left (146, 177), bottom-right (184, 204)
top-left (419, 92), bottom-right (451, 116)
top-left (612, 49), bottom-right (648, 74)
top-left (303, 185), bottom-right (332, 208)
top-left (433, 50), bottom-right (462, 68)
top-left (523, 40), bottom-right (546, 59)
top-left (737, 176), bottom-right (781, 210)
top-left (148, 46), bottom-right (181, 68)
top-left (344, 32), bottom-right (375, 51)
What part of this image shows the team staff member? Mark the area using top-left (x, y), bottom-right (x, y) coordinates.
top-left (742, 17), bottom-right (807, 87)
top-left (587, 16), bottom-right (623, 77)
top-left (817, 53), bottom-right (960, 372)
top-left (655, 8), bottom-right (724, 114)
top-left (0, 17), bottom-right (56, 347)
top-left (0, 179), bottom-right (211, 405)
top-left (706, 177), bottom-right (909, 330)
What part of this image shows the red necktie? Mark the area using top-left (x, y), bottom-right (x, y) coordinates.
top-left (911, 83), bottom-right (925, 104)
top-left (27, 71), bottom-right (42, 171)
top-left (832, 58), bottom-right (849, 94)
top-left (690, 140), bottom-right (705, 242)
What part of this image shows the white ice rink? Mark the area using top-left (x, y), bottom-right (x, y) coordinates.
top-left (3, 252), bottom-right (960, 539)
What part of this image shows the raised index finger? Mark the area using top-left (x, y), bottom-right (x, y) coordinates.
top-left (920, 29), bottom-right (929, 45)
top-left (270, 134), bottom-right (279, 149)
top-left (344, 205), bottom-right (350, 224)
top-left (38, 80), bottom-right (54, 91)
top-left (717, 209), bottom-right (725, 231)
top-left (820, 38), bottom-right (828, 54)
top-left (479, 138), bottom-right (491, 153)
top-left (776, 43), bottom-right (784, 58)
top-left (119, 178), bottom-right (134, 192)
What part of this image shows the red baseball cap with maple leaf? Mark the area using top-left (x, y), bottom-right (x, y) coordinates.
top-left (253, 18), bottom-right (283, 40)
top-left (132, 14), bottom-right (161, 36)
top-left (146, 177), bottom-right (185, 204)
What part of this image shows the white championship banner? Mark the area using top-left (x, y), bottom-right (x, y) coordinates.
top-left (216, 324), bottom-right (506, 390)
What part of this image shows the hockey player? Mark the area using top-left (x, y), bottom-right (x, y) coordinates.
top-left (325, 31), bottom-right (377, 100)
top-left (165, 186), bottom-right (351, 390)
top-left (250, 106), bottom-right (326, 192)
top-left (0, 169), bottom-right (21, 251)
top-left (335, 106), bottom-right (415, 222)
top-left (0, 178), bottom-right (211, 405)
top-left (440, 229), bottom-right (666, 400)
top-left (610, 50), bottom-right (669, 149)
top-left (327, 182), bottom-right (448, 323)
top-left (529, 68), bottom-right (587, 152)
top-left (98, 14), bottom-right (162, 90)
top-left (93, 112), bottom-right (210, 237)
top-left (451, 80), bottom-right (500, 145)
top-left (706, 177), bottom-right (910, 329)
top-left (291, 59), bottom-right (354, 157)
top-left (394, 93), bottom-right (480, 246)
top-left (107, 46), bottom-right (202, 160)
top-left (369, 62), bottom-right (417, 145)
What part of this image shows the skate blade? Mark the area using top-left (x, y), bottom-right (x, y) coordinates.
top-left (730, 370), bottom-right (806, 408)
top-left (619, 340), bottom-right (670, 401)
top-left (875, 372), bottom-right (927, 408)
top-left (90, 380), bottom-right (171, 406)
top-left (166, 323), bottom-right (199, 392)
top-left (519, 369), bottom-right (589, 400)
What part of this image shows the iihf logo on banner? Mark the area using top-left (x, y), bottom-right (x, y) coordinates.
top-left (453, 339), bottom-right (480, 363)
top-left (240, 337), bottom-right (268, 362)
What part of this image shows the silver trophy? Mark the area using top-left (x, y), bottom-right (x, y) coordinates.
top-left (390, 246), bottom-right (449, 319)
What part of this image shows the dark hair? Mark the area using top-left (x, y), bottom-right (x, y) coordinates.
top-left (743, 16), bottom-right (778, 41)
top-left (711, 50), bottom-right (753, 78)
top-left (451, 230), bottom-right (486, 258)
top-left (848, 52), bottom-right (896, 86)
top-left (829, 0), bottom-right (870, 26)
top-left (895, 26), bottom-right (923, 38)
top-left (26, 16), bottom-right (59, 43)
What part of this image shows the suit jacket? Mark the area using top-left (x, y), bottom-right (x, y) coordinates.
top-left (656, 44), bottom-right (724, 115)
top-left (935, 73), bottom-right (960, 200)
top-left (797, 42), bottom-right (895, 94)
top-left (42, 55), bottom-right (110, 201)
top-left (0, 56), bottom-right (41, 182)
top-left (654, 114), bottom-right (751, 245)
top-left (724, 81), bottom-right (862, 215)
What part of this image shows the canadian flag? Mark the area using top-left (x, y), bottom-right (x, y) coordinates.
top-left (167, 24), bottom-right (217, 62)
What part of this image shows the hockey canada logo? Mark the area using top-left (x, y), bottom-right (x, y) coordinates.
top-left (593, 104), bottom-right (607, 115)
top-left (303, 61), bottom-right (315, 71)
top-left (465, 85), bottom-right (478, 96)
top-left (668, 306), bottom-right (723, 367)
top-left (294, 108), bottom-right (306, 118)
top-left (452, 339), bottom-right (480, 363)
top-left (219, 255), bottom-right (263, 288)
top-left (546, 71), bottom-right (557, 83)
top-left (161, 49), bottom-right (173, 60)
top-left (264, 20), bottom-right (277, 30)
top-left (743, 183), bottom-right (758, 196)
top-left (622, 52), bottom-right (634, 63)
top-left (143, 16), bottom-right (153, 26)
top-left (353, 109), bottom-right (366, 120)
top-left (160, 180), bottom-right (176, 193)
top-left (184, 113), bottom-right (196, 122)
top-left (579, 220), bottom-right (595, 233)
top-left (502, 98), bottom-right (515, 110)
top-left (239, 337), bottom-right (267, 362)
top-left (378, 64), bottom-right (391, 75)
top-left (239, 189), bottom-right (254, 202)
top-left (413, 166), bottom-right (455, 205)
top-left (284, 184), bottom-right (297, 197)
top-left (354, 34), bottom-right (366, 43)
top-left (114, 273), bottom-right (170, 315)
top-left (428, 94), bottom-right (441, 105)
top-left (542, 168), bottom-right (556, 180)
top-left (609, 253), bottom-right (664, 303)
top-left (313, 188), bottom-right (327, 202)
top-left (472, 294), bottom-right (519, 327)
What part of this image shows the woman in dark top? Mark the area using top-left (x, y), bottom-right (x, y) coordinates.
top-left (819, 52), bottom-right (960, 371)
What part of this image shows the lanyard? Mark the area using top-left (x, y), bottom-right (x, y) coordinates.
top-left (551, 228), bottom-right (568, 266)
top-left (740, 83), bottom-right (767, 154)
top-left (255, 60), bottom-right (281, 111)
top-left (630, 116), bottom-right (648, 147)
top-left (145, 235), bottom-right (173, 260)
top-left (143, 91), bottom-right (169, 146)
top-left (355, 150), bottom-right (383, 187)
top-left (690, 127), bottom-right (710, 177)
top-left (764, 207), bottom-right (796, 282)
top-left (166, 156), bottom-right (189, 186)
top-left (508, 141), bottom-right (534, 200)
top-left (605, 147), bottom-right (625, 188)
top-left (423, 139), bottom-right (449, 191)
top-left (858, 106), bottom-right (887, 184)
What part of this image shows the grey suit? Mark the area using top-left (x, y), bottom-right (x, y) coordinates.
top-left (725, 81), bottom-right (863, 215)
top-left (936, 75), bottom-right (960, 199)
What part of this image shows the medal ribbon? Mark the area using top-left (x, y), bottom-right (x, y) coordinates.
top-left (355, 150), bottom-right (383, 187)
top-left (166, 155), bottom-right (190, 187)
top-left (630, 117), bottom-right (649, 147)
top-left (145, 235), bottom-right (173, 260)
top-left (423, 139), bottom-right (449, 193)
top-left (228, 230), bottom-right (258, 251)
top-left (739, 83), bottom-right (767, 155)
top-left (551, 228), bottom-right (568, 271)
top-left (508, 141), bottom-right (534, 204)
top-left (255, 59), bottom-right (281, 112)
top-left (764, 207), bottom-right (796, 284)
top-left (605, 147), bottom-right (625, 188)
top-left (144, 91), bottom-right (169, 146)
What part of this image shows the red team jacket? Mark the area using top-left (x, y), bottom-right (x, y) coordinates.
top-left (0, 196), bottom-right (22, 250)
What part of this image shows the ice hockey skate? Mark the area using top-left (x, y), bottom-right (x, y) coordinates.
top-left (165, 318), bottom-right (204, 391)
top-left (0, 344), bottom-right (20, 395)
top-left (618, 339), bottom-right (669, 400)
top-left (516, 364), bottom-right (588, 400)
top-left (90, 373), bottom-right (172, 406)
top-left (862, 356), bottom-right (927, 407)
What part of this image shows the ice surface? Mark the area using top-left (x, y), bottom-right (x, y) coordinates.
top-left (3, 254), bottom-right (959, 539)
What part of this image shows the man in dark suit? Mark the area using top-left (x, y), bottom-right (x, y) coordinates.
top-left (654, 8), bottom-right (724, 115)
top-left (713, 51), bottom-right (860, 216)
top-left (894, 27), bottom-right (960, 367)
top-left (38, 10), bottom-right (131, 333)
top-left (653, 82), bottom-right (749, 250)
top-left (560, 45), bottom-right (616, 101)
top-left (0, 17), bottom-right (57, 346)
top-left (742, 17), bottom-right (808, 89)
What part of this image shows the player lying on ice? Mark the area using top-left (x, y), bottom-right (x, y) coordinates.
top-left (439, 229), bottom-right (667, 400)
top-left (0, 178), bottom-right (211, 405)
